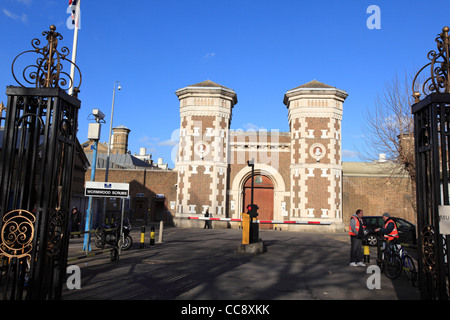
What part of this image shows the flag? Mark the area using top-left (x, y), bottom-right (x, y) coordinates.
top-left (69, 0), bottom-right (80, 29)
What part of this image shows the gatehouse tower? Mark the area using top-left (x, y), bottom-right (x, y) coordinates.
top-left (283, 80), bottom-right (348, 225)
top-left (174, 80), bottom-right (237, 224)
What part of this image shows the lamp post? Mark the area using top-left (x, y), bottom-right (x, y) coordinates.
top-left (103, 80), bottom-right (121, 223)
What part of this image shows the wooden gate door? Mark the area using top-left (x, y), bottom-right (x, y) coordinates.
top-left (243, 175), bottom-right (274, 229)
top-left (134, 199), bottom-right (147, 221)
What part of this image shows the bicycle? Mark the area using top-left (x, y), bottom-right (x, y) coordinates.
top-left (396, 242), bottom-right (418, 286)
top-left (377, 236), bottom-right (418, 285)
top-left (379, 240), bottom-right (403, 279)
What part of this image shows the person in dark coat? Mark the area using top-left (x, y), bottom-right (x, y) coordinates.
top-left (71, 207), bottom-right (82, 238)
top-left (203, 208), bottom-right (212, 229)
top-left (349, 209), bottom-right (366, 267)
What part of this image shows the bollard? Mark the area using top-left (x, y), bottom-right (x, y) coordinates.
top-left (140, 226), bottom-right (145, 249)
top-left (158, 220), bottom-right (164, 243)
top-left (241, 213), bottom-right (250, 245)
top-left (150, 226), bottom-right (155, 246)
top-left (363, 240), bottom-right (370, 263)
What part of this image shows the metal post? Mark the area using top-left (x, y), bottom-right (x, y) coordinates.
top-left (158, 220), bottom-right (164, 243)
top-left (82, 112), bottom-right (104, 253)
top-left (103, 81), bottom-right (121, 223)
top-left (118, 197), bottom-right (125, 255)
top-left (83, 139), bottom-right (98, 252)
top-left (248, 159), bottom-right (254, 206)
top-left (247, 159), bottom-right (258, 243)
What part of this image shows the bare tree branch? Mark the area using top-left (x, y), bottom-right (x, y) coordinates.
top-left (359, 71), bottom-right (419, 212)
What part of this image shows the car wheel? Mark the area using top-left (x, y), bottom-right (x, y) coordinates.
top-left (367, 234), bottom-right (378, 246)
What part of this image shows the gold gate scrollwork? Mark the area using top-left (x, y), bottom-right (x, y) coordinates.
top-left (0, 209), bottom-right (35, 262)
top-left (422, 225), bottom-right (436, 272)
top-left (46, 210), bottom-right (64, 257)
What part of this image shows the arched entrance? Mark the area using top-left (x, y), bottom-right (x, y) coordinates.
top-left (243, 175), bottom-right (274, 230)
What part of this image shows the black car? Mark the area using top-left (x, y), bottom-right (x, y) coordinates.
top-left (362, 216), bottom-right (417, 246)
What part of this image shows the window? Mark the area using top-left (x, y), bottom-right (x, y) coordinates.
top-left (395, 218), bottom-right (412, 229)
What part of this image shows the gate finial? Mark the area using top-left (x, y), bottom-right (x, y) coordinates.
top-left (412, 26), bottom-right (450, 103)
top-left (11, 25), bottom-right (82, 95)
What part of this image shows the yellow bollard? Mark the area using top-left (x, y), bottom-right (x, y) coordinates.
top-left (364, 242), bottom-right (370, 263)
top-left (140, 226), bottom-right (145, 249)
top-left (242, 213), bottom-right (250, 245)
top-left (150, 226), bottom-right (155, 246)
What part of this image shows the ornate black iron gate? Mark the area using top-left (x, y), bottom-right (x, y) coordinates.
top-left (412, 26), bottom-right (450, 299)
top-left (0, 26), bottom-right (81, 299)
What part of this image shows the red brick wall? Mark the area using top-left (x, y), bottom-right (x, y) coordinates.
top-left (86, 168), bottom-right (177, 221)
top-left (343, 175), bottom-right (415, 226)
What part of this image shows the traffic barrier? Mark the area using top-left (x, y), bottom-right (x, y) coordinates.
top-left (187, 216), bottom-right (332, 225)
top-left (70, 227), bottom-right (117, 237)
top-left (67, 249), bottom-right (111, 262)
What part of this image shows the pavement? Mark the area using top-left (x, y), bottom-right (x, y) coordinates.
top-left (62, 224), bottom-right (420, 303)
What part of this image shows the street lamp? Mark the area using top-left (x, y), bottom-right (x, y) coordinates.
top-left (103, 81), bottom-right (121, 223)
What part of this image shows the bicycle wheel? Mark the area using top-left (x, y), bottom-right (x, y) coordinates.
top-left (384, 254), bottom-right (402, 279)
top-left (403, 254), bottom-right (417, 285)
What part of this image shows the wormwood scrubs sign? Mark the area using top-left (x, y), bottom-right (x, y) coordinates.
top-left (439, 205), bottom-right (450, 235)
top-left (85, 181), bottom-right (129, 198)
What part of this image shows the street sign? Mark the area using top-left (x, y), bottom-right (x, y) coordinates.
top-left (439, 205), bottom-right (450, 235)
top-left (85, 181), bottom-right (129, 198)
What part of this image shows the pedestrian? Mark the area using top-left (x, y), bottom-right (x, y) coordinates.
top-left (208, 211), bottom-right (213, 229)
top-left (375, 212), bottom-right (399, 243)
top-left (203, 208), bottom-right (211, 229)
top-left (70, 207), bottom-right (81, 238)
top-left (349, 209), bottom-right (366, 267)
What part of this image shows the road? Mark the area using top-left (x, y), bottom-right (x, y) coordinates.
top-left (62, 225), bottom-right (420, 302)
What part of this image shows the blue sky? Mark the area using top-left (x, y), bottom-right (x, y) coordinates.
top-left (1, 0), bottom-right (450, 168)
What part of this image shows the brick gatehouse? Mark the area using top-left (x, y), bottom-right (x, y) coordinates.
top-left (81, 79), bottom-right (415, 232)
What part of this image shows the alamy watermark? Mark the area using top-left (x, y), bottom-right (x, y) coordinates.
top-left (366, 5), bottom-right (381, 30)
top-left (170, 123), bottom-right (282, 171)
top-left (366, 265), bottom-right (381, 289)
top-left (66, 4), bottom-right (81, 30)
top-left (66, 265), bottom-right (81, 290)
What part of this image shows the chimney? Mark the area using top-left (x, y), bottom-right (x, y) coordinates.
top-left (111, 125), bottom-right (130, 155)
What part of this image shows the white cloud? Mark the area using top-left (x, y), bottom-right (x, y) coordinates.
top-left (203, 52), bottom-right (216, 60)
top-left (138, 135), bottom-right (159, 145)
top-left (3, 9), bottom-right (27, 23)
top-left (138, 135), bottom-right (178, 147)
top-left (16, 0), bottom-right (32, 5)
top-left (158, 139), bottom-right (178, 147)
top-left (342, 149), bottom-right (358, 159)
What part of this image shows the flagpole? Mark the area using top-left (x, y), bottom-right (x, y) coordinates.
top-left (68, 0), bottom-right (80, 96)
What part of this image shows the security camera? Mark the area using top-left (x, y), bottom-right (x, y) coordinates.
top-left (92, 109), bottom-right (105, 121)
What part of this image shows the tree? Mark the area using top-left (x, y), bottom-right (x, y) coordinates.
top-left (360, 72), bottom-right (417, 211)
